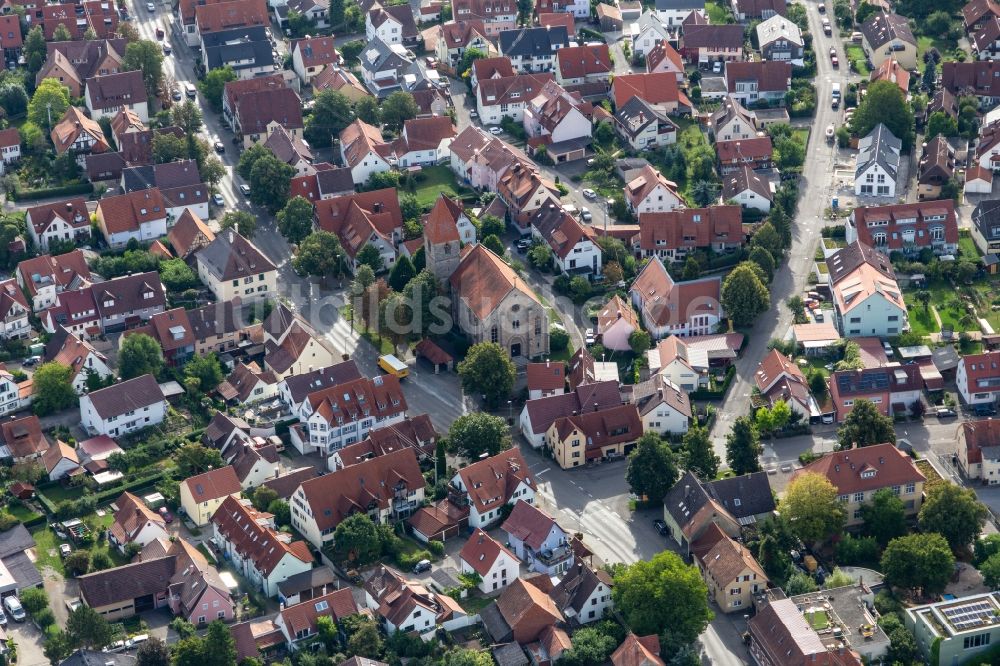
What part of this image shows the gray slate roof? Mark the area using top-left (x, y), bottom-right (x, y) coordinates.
top-left (654, 0), bottom-right (705, 10)
top-left (203, 26), bottom-right (274, 73)
top-left (498, 26), bottom-right (568, 58)
top-left (855, 123), bottom-right (901, 180)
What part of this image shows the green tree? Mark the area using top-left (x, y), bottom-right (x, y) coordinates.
top-left (479, 214), bottom-right (506, 238)
top-left (750, 222), bottom-right (783, 261)
top-left (356, 244), bottom-right (385, 272)
top-left (448, 412), bottom-right (510, 458)
top-left (809, 371), bottom-right (828, 398)
top-left (881, 533), bottom-right (955, 594)
top-left (276, 195), bottom-right (315, 244)
top-left (23, 25), bottom-right (46, 77)
top-left (63, 550), bottom-right (90, 577)
top-left (355, 96), bottom-right (380, 125)
top-left (293, 231), bottom-right (346, 278)
top-left (780, 471), bottom-right (846, 544)
top-left (918, 483), bottom-right (988, 550)
top-left (203, 620), bottom-right (237, 666)
top-left (381, 91), bottom-right (419, 132)
top-left (135, 636), bottom-right (169, 666)
top-left (31, 362), bottom-right (76, 416)
top-left (527, 243), bottom-right (552, 270)
top-left (315, 615), bottom-right (338, 654)
top-left (458, 46), bottom-right (488, 77)
top-left (118, 333), bottom-right (164, 379)
top-left (251, 485), bottom-right (279, 511)
top-left (722, 262), bottom-right (770, 328)
top-left (725, 416), bottom-right (761, 475)
top-left (849, 80), bottom-right (915, 149)
top-left (442, 649), bottom-right (493, 666)
top-left (628, 329), bottom-right (651, 356)
top-left (769, 204), bottom-right (791, 247)
top-left (458, 342), bottom-right (516, 409)
top-left (171, 637), bottom-right (206, 666)
top-left (333, 514), bottom-right (382, 564)
top-left (925, 110), bottom-right (959, 140)
top-left (159, 258), bottom-right (198, 291)
top-left (611, 551), bottom-right (713, 644)
top-left (66, 606), bottom-right (115, 649)
top-left (174, 444), bottom-right (225, 477)
top-left (483, 234), bottom-right (505, 257)
top-left (860, 488), bottom-right (907, 547)
top-left (835, 534), bottom-right (881, 566)
top-left (560, 627), bottom-right (618, 666)
top-left (785, 571), bottom-right (818, 595)
top-left (28, 78), bottom-right (70, 130)
top-left (980, 552), bottom-right (1000, 589)
top-left (748, 246), bottom-right (775, 282)
top-left (237, 143), bottom-right (271, 180)
top-left (184, 353), bottom-right (223, 392)
top-left (220, 210), bottom-right (257, 239)
top-left (682, 255), bottom-right (701, 280)
top-left (836, 398), bottom-right (895, 448)
top-left (52, 23), bottom-right (72, 42)
top-left (151, 132), bottom-right (187, 164)
top-left (19, 587), bottom-right (49, 616)
top-left (403, 269), bottom-right (442, 337)
top-left (0, 82), bottom-right (29, 119)
top-left (388, 254), bottom-right (416, 292)
top-left (758, 534), bottom-right (792, 584)
top-left (123, 39), bottom-right (164, 100)
top-left (305, 90), bottom-right (355, 147)
top-left (626, 433), bottom-right (679, 503)
top-left (44, 630), bottom-right (74, 665)
top-left (347, 619), bottom-right (384, 658)
top-left (249, 153), bottom-right (294, 213)
top-left (198, 65), bottom-right (237, 111)
top-left (683, 424), bottom-right (719, 480)
top-left (171, 100), bottom-right (203, 141)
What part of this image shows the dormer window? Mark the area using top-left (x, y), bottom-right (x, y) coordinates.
top-left (860, 470), bottom-right (876, 479)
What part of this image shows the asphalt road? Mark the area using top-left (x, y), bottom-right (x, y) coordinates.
top-left (708, 1), bottom-right (850, 462)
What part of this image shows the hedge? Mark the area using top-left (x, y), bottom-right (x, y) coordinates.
top-left (689, 366), bottom-right (736, 400)
top-left (8, 182), bottom-right (94, 202)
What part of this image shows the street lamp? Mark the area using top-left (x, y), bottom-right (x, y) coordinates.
top-left (507, 400), bottom-right (513, 425)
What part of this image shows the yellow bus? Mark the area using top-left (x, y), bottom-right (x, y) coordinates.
top-left (378, 354), bottom-right (409, 378)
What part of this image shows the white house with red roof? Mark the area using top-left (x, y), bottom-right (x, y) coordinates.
top-left (597, 295), bottom-right (639, 352)
top-left (527, 203), bottom-right (602, 275)
top-left (526, 361), bottom-right (566, 400)
top-left (274, 588), bottom-right (359, 650)
top-left (501, 499), bottom-right (573, 575)
top-left (629, 257), bottom-right (723, 339)
top-left (753, 349), bottom-right (819, 420)
top-left (451, 449), bottom-right (536, 528)
top-left (0, 279), bottom-right (30, 341)
top-left (958, 418), bottom-right (1000, 483)
top-left (624, 165), bottom-right (683, 214)
top-left (0, 128), bottom-right (20, 175)
top-left (108, 491), bottom-right (167, 554)
top-left (24, 198), bottom-right (92, 253)
top-left (646, 41), bottom-right (685, 82)
top-left (459, 528), bottom-right (521, 594)
top-left (957, 351), bottom-right (1000, 406)
top-left (291, 36), bottom-right (341, 84)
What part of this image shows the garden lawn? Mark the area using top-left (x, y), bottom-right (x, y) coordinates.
top-left (412, 166), bottom-right (463, 208)
top-left (7, 503), bottom-right (41, 524)
top-left (37, 483), bottom-right (86, 506)
top-left (807, 610), bottom-right (830, 630)
top-left (916, 36), bottom-right (956, 74)
top-left (905, 304), bottom-right (939, 337)
top-left (959, 233), bottom-right (980, 260)
top-left (845, 46), bottom-right (869, 76)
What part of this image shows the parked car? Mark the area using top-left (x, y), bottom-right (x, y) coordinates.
top-left (818, 2), bottom-right (825, 11)
top-left (580, 207), bottom-right (592, 222)
top-left (712, 61), bottom-right (722, 74)
top-left (59, 543), bottom-right (72, 558)
top-left (935, 407), bottom-right (956, 418)
top-left (212, 193), bottom-right (225, 206)
top-left (585, 329), bottom-right (596, 345)
top-left (516, 238), bottom-right (531, 253)
top-left (882, 340), bottom-right (894, 357)
top-left (4, 597), bottom-right (25, 623)
top-left (146, 1), bottom-right (155, 10)
top-left (413, 559), bottom-right (431, 574)
top-left (104, 641), bottom-right (126, 653)
top-left (171, 88), bottom-right (182, 101)
top-left (23, 356), bottom-right (40, 367)
top-left (214, 140), bottom-right (225, 153)
top-left (489, 126), bottom-right (503, 135)
top-left (126, 635), bottom-right (149, 650)
top-left (582, 188), bottom-right (597, 200)
top-left (653, 519), bottom-right (668, 535)
top-left (239, 184), bottom-right (251, 196)
top-left (162, 43), bottom-right (171, 55)
top-left (821, 413), bottom-right (834, 424)
top-left (158, 507), bottom-right (173, 523)
top-left (469, 110), bottom-right (478, 119)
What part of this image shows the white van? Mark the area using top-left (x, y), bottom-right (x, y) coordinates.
top-left (3, 597), bottom-right (24, 622)
top-left (126, 634), bottom-right (149, 650)
top-left (184, 82), bottom-right (196, 99)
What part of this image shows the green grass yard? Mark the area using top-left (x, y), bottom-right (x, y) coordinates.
top-left (906, 304), bottom-right (939, 337)
top-left (806, 610), bottom-right (830, 631)
top-left (916, 36), bottom-right (957, 74)
top-left (411, 166), bottom-right (464, 208)
top-left (845, 46), bottom-right (869, 76)
top-left (959, 233), bottom-right (980, 260)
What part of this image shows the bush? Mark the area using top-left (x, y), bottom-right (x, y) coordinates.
top-left (426, 540), bottom-right (445, 557)
top-left (8, 181), bottom-right (93, 202)
top-left (33, 608), bottom-right (55, 629)
top-left (550, 328), bottom-right (569, 352)
top-left (396, 549), bottom-right (433, 570)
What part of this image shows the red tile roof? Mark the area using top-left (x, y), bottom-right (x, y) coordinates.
top-left (459, 528), bottom-right (518, 576)
top-left (526, 362), bottom-right (565, 392)
top-left (962, 418), bottom-right (1000, 464)
top-left (196, 0), bottom-right (268, 32)
top-left (212, 496), bottom-right (312, 576)
top-left (97, 189), bottom-right (166, 234)
top-left (725, 61), bottom-right (792, 93)
top-left (292, 36), bottom-right (340, 69)
top-left (612, 634), bottom-right (664, 666)
top-left (556, 44), bottom-right (612, 79)
top-left (501, 499), bottom-right (561, 551)
top-left (630, 257), bottom-right (721, 328)
top-left (848, 200), bottom-right (959, 250)
top-left (278, 588), bottom-right (358, 636)
top-left (611, 72), bottom-right (681, 108)
top-left (795, 443), bottom-right (925, 495)
top-left (455, 449), bottom-right (535, 516)
top-left (423, 195), bottom-right (464, 245)
top-left (960, 351), bottom-right (1000, 396)
top-left (715, 136), bottom-right (773, 163)
top-left (182, 466), bottom-right (242, 503)
top-left (450, 244), bottom-right (542, 320)
top-left (637, 206), bottom-right (743, 253)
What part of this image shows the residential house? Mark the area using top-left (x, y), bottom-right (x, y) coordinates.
top-left (610, 72), bottom-right (685, 114)
top-left (311, 65), bottom-right (370, 103)
top-left (550, 561), bottom-right (614, 625)
top-left (942, 60), bottom-right (1000, 108)
top-left (391, 116), bottom-right (456, 168)
top-left (753, 349), bottom-right (818, 420)
top-left (288, 166), bottom-right (356, 204)
top-left (716, 136), bottom-right (774, 174)
top-left (274, 589), bottom-right (359, 650)
top-left (566, 346), bottom-right (621, 389)
top-left (975, 121), bottom-right (1000, 171)
top-left (654, 0), bottom-right (706, 25)
top-left (42, 327), bottom-right (112, 395)
top-left (43, 441), bottom-right (82, 482)
top-left (631, 374), bottom-right (691, 436)
top-left (645, 40), bottom-right (685, 81)
top-left (480, 577), bottom-right (564, 644)
top-left (972, 199), bottom-right (1000, 255)
top-left (630, 12), bottom-right (671, 60)
top-left (363, 565), bottom-right (469, 636)
top-left (630, 257), bottom-right (723, 338)
top-left (289, 373), bottom-right (408, 458)
top-left (35, 1), bottom-right (120, 40)
top-left (0, 416), bottom-right (49, 463)
top-left (624, 165), bottom-right (682, 214)
top-left (358, 37), bottom-right (417, 98)
top-left (905, 592), bottom-right (1000, 666)
top-left (0, 280), bottom-right (29, 342)
top-left (108, 492), bottom-right (168, 554)
top-left (329, 414), bottom-right (438, 470)
top-left (526, 362), bottom-right (566, 400)
top-left (0, 128), bottom-right (20, 176)
top-left (967, 165), bottom-right (994, 197)
top-left (645, 335), bottom-right (713, 390)
top-left (916, 136), bottom-right (956, 201)
top-left (290, 448), bottom-right (425, 548)
top-left (722, 165), bottom-right (773, 212)
top-left (314, 188), bottom-right (404, 272)
top-left (614, 97), bottom-right (679, 151)
top-left (217, 362), bottom-right (279, 407)
top-left (471, 56), bottom-right (516, 88)
top-left (88, 271), bottom-right (167, 334)
top-left (225, 434), bottom-right (280, 488)
top-left (366, 1), bottom-right (418, 46)
top-left (179, 466), bottom-right (243, 527)
top-left (450, 244), bottom-right (550, 359)
top-left (17, 250), bottom-right (91, 312)
top-left (25, 198), bottom-right (91, 253)
top-left (502, 500), bottom-right (573, 575)
top-left (120, 160), bottom-right (210, 222)
top-left (755, 14), bottom-right (804, 65)
top-left (748, 598), bottom-right (863, 666)
top-left (167, 209), bottom-right (216, 261)
top-left (50, 106), bottom-right (110, 167)
top-left (679, 25), bottom-right (744, 65)
top-left (846, 200), bottom-right (959, 256)
top-left (855, 124), bottom-right (901, 198)
top-left (554, 44), bottom-right (612, 87)
top-left (451, 448), bottom-right (535, 529)
top-left (826, 241), bottom-right (907, 338)
top-left (459, 529), bottom-right (520, 594)
top-left (196, 230), bottom-right (278, 303)
top-left (871, 58), bottom-right (910, 94)
top-left (453, 0), bottom-right (517, 36)
top-left (545, 403), bottom-right (643, 469)
top-left (637, 205), bottom-right (745, 261)
top-left (957, 351), bottom-right (1000, 406)
top-left (611, 634), bottom-right (664, 666)
top-left (731, 0), bottom-right (784, 21)
top-left (211, 496), bottom-right (313, 597)
top-left (496, 162), bottom-right (561, 225)
top-left (794, 443), bottom-right (926, 526)
top-left (597, 295), bottom-right (638, 352)
top-left (477, 73), bottom-right (554, 124)
top-left (261, 303), bottom-right (336, 379)
top-left (527, 204), bottom-right (602, 275)
top-left (724, 61), bottom-right (791, 107)
top-left (522, 80), bottom-right (593, 162)
top-left (958, 418), bottom-right (1000, 483)
top-left (964, 0), bottom-right (1000, 34)
top-left (80, 374), bottom-right (167, 438)
top-left (519, 380), bottom-right (623, 447)
top-left (496, 26), bottom-right (569, 73)
top-left (79, 538), bottom-right (233, 623)
top-left (94, 189), bottom-right (168, 249)
top-left (339, 119), bottom-right (392, 186)
top-left (536, 0), bottom-right (588, 17)
top-left (263, 126), bottom-right (314, 177)
top-left (433, 21), bottom-right (495, 75)
top-left (84, 71), bottom-right (148, 123)
top-left (710, 96), bottom-right (758, 141)
top-left (201, 27), bottom-right (274, 81)
top-left (229, 84), bottom-right (303, 148)
top-left (861, 11), bottom-right (918, 70)
top-left (291, 36), bottom-right (340, 84)
top-left (36, 39), bottom-right (126, 99)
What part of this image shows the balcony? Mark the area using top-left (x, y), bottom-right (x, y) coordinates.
top-left (532, 543), bottom-right (573, 566)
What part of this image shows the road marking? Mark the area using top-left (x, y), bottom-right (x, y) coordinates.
top-left (534, 467), bottom-right (550, 476)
